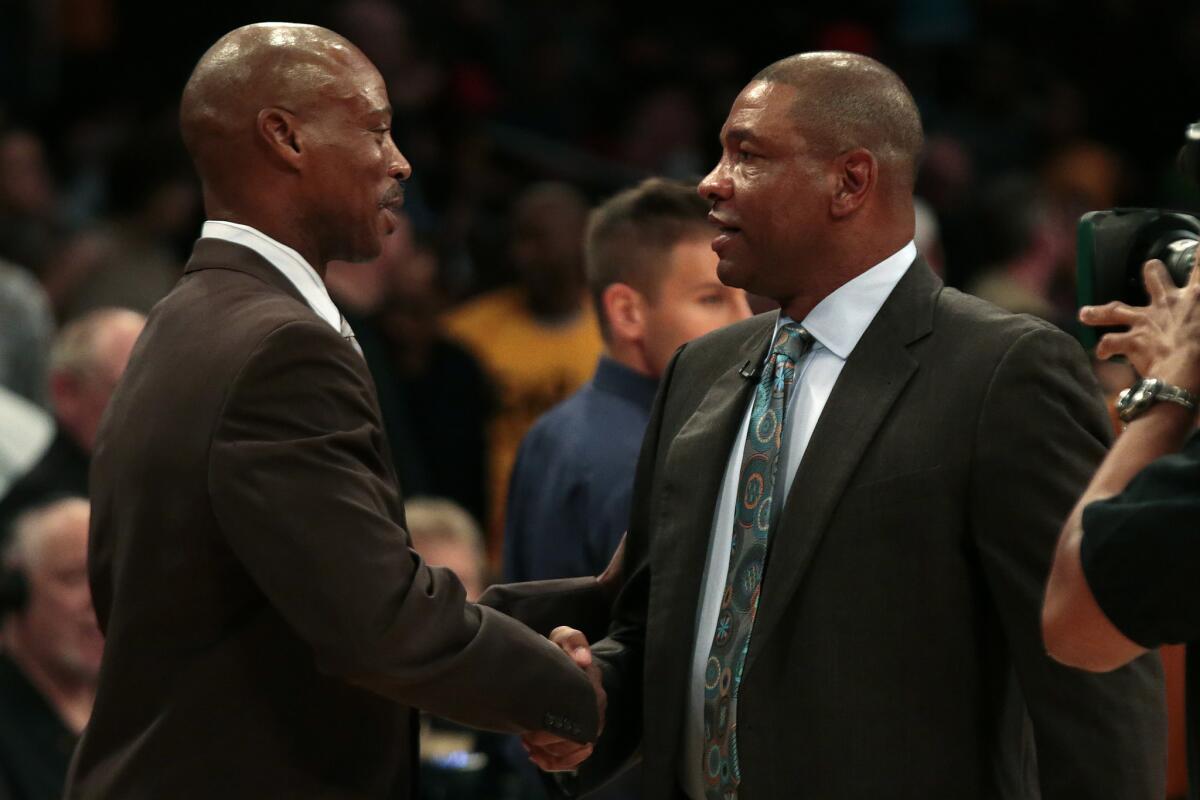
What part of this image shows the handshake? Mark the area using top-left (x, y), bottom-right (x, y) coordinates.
top-left (525, 626), bottom-right (605, 772)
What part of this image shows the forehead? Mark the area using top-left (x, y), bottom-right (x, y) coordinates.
top-left (317, 53), bottom-right (389, 116)
top-left (28, 511), bottom-right (89, 570)
top-left (720, 80), bottom-right (803, 143)
top-left (661, 234), bottom-right (719, 285)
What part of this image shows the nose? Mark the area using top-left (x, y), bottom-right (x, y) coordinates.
top-left (388, 137), bottom-right (412, 181)
top-left (698, 159), bottom-right (731, 202)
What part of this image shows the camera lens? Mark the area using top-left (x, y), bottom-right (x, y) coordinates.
top-left (1162, 238), bottom-right (1199, 286)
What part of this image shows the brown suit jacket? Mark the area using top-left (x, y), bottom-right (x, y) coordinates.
top-left (579, 259), bottom-right (1166, 799)
top-left (65, 238), bottom-right (598, 799)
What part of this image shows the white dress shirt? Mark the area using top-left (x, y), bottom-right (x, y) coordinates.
top-left (680, 241), bottom-right (916, 799)
top-left (200, 220), bottom-right (343, 333)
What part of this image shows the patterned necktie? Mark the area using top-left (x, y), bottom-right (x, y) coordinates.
top-left (702, 322), bottom-right (814, 800)
top-left (339, 315), bottom-right (364, 358)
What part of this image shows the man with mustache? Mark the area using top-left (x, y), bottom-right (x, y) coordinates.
top-left (64, 23), bottom-right (601, 799)
top-left (527, 52), bottom-right (1165, 799)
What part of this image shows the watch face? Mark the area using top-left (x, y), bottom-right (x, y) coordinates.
top-left (1118, 379), bottom-right (1163, 422)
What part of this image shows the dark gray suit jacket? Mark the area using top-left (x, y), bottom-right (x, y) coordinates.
top-left (65, 239), bottom-right (599, 799)
top-left (582, 259), bottom-right (1166, 799)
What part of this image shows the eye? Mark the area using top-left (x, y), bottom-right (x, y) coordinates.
top-left (735, 149), bottom-right (756, 163)
top-left (698, 293), bottom-right (724, 305)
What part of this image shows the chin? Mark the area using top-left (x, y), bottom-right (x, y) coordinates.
top-left (716, 258), bottom-right (752, 291)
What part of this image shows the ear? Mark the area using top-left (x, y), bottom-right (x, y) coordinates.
top-left (830, 148), bottom-right (876, 219)
top-left (48, 371), bottom-right (80, 418)
top-left (257, 107), bottom-right (303, 171)
top-left (602, 282), bottom-right (647, 345)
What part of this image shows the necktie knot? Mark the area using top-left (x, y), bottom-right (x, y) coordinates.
top-left (770, 323), bottom-right (813, 364)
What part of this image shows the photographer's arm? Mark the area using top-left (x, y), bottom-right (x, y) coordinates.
top-left (1044, 259), bottom-right (1200, 671)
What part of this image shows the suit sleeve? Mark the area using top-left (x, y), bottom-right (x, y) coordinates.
top-left (970, 325), bottom-right (1166, 799)
top-left (477, 576), bottom-right (613, 644)
top-left (207, 319), bottom-right (598, 742)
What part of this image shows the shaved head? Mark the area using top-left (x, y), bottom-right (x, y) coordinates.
top-left (180, 23), bottom-right (373, 185)
top-left (178, 23), bottom-right (409, 270)
top-left (754, 52), bottom-right (923, 185)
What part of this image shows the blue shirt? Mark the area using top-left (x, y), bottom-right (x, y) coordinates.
top-left (503, 356), bottom-right (658, 582)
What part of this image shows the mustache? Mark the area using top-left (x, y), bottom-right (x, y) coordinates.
top-left (379, 183), bottom-right (406, 210)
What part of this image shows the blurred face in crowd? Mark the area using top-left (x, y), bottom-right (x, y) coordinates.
top-left (0, 130), bottom-right (55, 217)
top-left (300, 54), bottom-right (411, 265)
top-left (698, 81), bottom-right (831, 302)
top-left (379, 235), bottom-right (442, 373)
top-left (510, 193), bottom-right (587, 314)
top-left (639, 233), bottom-right (752, 377)
top-left (10, 501), bottom-right (104, 684)
top-left (52, 314), bottom-right (145, 452)
top-left (417, 540), bottom-right (486, 602)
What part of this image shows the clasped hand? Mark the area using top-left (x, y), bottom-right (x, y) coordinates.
top-left (523, 626), bottom-right (605, 772)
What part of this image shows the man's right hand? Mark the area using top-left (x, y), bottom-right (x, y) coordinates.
top-left (523, 626), bottom-right (606, 772)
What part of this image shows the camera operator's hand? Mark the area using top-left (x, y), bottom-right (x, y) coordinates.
top-left (1081, 256), bottom-right (1200, 393)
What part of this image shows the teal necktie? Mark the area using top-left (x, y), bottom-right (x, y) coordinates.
top-left (702, 322), bottom-right (813, 800)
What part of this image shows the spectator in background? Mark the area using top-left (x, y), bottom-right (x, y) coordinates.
top-left (405, 497), bottom-right (512, 799)
top-left (0, 308), bottom-right (143, 534)
top-left (965, 175), bottom-right (1073, 325)
top-left (443, 182), bottom-right (602, 560)
top-left (504, 176), bottom-right (750, 800)
top-left (325, 218), bottom-right (431, 491)
top-left (406, 498), bottom-right (488, 603)
top-left (0, 498), bottom-right (102, 800)
top-left (0, 128), bottom-right (59, 275)
top-left (375, 228), bottom-right (493, 527)
top-left (505, 177), bottom-right (750, 584)
top-left (327, 213), bottom-right (494, 528)
top-left (0, 257), bottom-right (54, 408)
top-left (40, 128), bottom-right (196, 321)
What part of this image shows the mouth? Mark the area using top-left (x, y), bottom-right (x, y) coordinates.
top-left (379, 185), bottom-right (406, 213)
top-left (707, 211), bottom-right (741, 252)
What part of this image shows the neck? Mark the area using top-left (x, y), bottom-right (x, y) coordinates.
top-left (204, 193), bottom-right (326, 278)
top-left (526, 289), bottom-right (585, 325)
top-left (604, 340), bottom-right (653, 378)
top-left (3, 625), bottom-right (96, 734)
top-left (781, 227), bottom-right (911, 321)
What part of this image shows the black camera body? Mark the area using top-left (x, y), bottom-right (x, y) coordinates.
top-left (1075, 123), bottom-right (1200, 347)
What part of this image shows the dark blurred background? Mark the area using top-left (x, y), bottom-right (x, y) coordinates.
top-left (3, 0), bottom-right (1200, 314)
top-left (2, 1), bottom-right (1199, 797)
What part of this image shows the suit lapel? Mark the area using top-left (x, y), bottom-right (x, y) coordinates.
top-left (745, 259), bottom-right (941, 671)
top-left (649, 315), bottom-right (776, 702)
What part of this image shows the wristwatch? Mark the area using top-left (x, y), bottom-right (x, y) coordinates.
top-left (1116, 378), bottom-right (1199, 423)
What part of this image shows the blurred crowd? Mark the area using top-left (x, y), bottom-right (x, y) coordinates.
top-left (3, 0), bottom-right (1200, 798)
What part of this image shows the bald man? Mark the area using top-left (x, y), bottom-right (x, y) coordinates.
top-left (64, 24), bottom-right (600, 800)
top-left (528, 53), bottom-right (1165, 799)
top-left (0, 308), bottom-right (144, 534)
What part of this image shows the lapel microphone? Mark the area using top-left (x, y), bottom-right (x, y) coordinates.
top-left (738, 360), bottom-right (760, 380)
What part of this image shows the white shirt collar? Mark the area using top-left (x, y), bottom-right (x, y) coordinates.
top-left (199, 220), bottom-right (342, 332)
top-left (776, 240), bottom-right (916, 360)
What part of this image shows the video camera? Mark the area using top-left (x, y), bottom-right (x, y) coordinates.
top-left (1076, 122), bottom-right (1200, 346)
